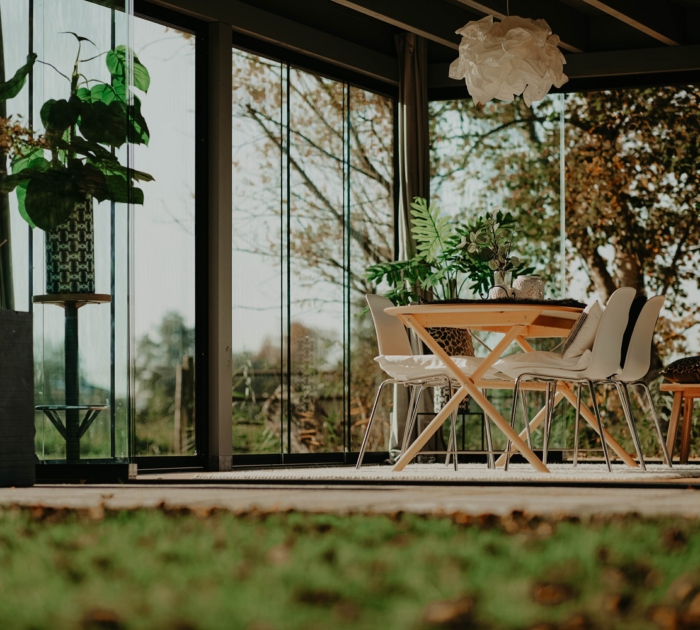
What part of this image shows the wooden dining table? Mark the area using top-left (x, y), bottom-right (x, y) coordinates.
top-left (385, 301), bottom-right (639, 473)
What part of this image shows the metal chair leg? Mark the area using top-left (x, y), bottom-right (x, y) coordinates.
top-left (504, 377), bottom-right (522, 472)
top-left (637, 382), bottom-right (673, 468)
top-left (400, 385), bottom-right (422, 457)
top-left (543, 381), bottom-right (556, 466)
top-left (482, 389), bottom-right (495, 469)
top-left (520, 389), bottom-right (532, 449)
top-left (451, 407), bottom-right (459, 471)
top-left (615, 382), bottom-right (646, 471)
top-left (356, 380), bottom-right (390, 469)
top-left (445, 382), bottom-right (454, 467)
top-left (573, 383), bottom-right (582, 467)
top-left (587, 380), bottom-right (612, 472)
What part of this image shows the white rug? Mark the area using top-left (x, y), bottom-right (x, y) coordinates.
top-left (194, 463), bottom-right (700, 484)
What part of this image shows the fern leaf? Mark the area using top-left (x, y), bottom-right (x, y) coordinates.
top-left (409, 197), bottom-right (453, 263)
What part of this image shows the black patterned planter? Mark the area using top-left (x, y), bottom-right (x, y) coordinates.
top-left (45, 196), bottom-right (95, 295)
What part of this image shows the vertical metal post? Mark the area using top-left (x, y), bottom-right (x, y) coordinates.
top-left (28, 0), bottom-right (34, 312)
top-left (559, 92), bottom-right (566, 298)
top-left (109, 8), bottom-right (116, 459)
top-left (206, 22), bottom-right (233, 471)
top-left (64, 303), bottom-right (80, 462)
top-left (344, 82), bottom-right (351, 457)
top-left (285, 63), bottom-right (291, 457)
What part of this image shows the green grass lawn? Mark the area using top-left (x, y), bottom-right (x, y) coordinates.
top-left (0, 505), bottom-right (698, 630)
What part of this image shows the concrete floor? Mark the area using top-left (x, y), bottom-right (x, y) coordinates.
top-left (0, 482), bottom-right (698, 517)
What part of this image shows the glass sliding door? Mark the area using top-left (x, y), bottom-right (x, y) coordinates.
top-left (231, 48), bottom-right (395, 456)
top-left (131, 14), bottom-right (197, 457)
top-left (347, 86), bottom-right (394, 451)
top-left (231, 49), bottom-right (284, 454)
top-left (27, 0), bottom-right (133, 462)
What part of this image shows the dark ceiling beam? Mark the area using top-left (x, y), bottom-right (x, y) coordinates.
top-left (427, 43), bottom-right (700, 88)
top-left (329, 0), bottom-right (471, 50)
top-left (579, 0), bottom-right (683, 47)
top-left (146, 0), bottom-right (399, 85)
top-left (451, 0), bottom-right (587, 53)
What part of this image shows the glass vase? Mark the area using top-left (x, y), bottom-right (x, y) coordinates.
top-left (493, 270), bottom-right (513, 289)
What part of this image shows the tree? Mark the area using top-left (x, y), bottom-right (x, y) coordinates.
top-left (134, 311), bottom-right (195, 455)
top-left (231, 50), bottom-right (396, 451)
top-left (232, 50), bottom-right (394, 296)
top-left (431, 87), bottom-right (700, 365)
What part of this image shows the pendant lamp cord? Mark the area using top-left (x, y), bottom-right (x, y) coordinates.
top-left (507, 0), bottom-right (510, 16)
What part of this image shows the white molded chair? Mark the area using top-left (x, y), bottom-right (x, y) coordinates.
top-left (357, 294), bottom-right (453, 469)
top-left (598, 295), bottom-right (672, 469)
top-left (357, 295), bottom-right (501, 469)
top-left (497, 287), bottom-right (637, 472)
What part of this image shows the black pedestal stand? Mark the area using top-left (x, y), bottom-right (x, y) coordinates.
top-left (33, 294), bottom-right (135, 482)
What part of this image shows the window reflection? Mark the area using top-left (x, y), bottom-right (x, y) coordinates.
top-left (232, 50), bottom-right (394, 454)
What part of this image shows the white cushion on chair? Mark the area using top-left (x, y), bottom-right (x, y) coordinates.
top-left (375, 355), bottom-right (505, 381)
top-left (495, 349), bottom-right (592, 378)
top-left (562, 301), bottom-right (604, 359)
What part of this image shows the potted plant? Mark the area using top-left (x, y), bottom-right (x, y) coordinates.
top-left (366, 198), bottom-right (533, 304)
top-left (459, 209), bottom-right (532, 296)
top-left (2, 33), bottom-right (153, 294)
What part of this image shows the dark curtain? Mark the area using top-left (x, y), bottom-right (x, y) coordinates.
top-left (390, 32), bottom-right (440, 459)
top-left (395, 32), bottom-right (429, 262)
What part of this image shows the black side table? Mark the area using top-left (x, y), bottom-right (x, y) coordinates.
top-left (33, 294), bottom-right (111, 463)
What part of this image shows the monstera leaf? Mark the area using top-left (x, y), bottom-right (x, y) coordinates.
top-left (106, 45), bottom-right (150, 93)
top-left (7, 35), bottom-right (153, 231)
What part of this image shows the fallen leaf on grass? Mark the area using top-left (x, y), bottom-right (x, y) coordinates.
top-left (422, 595), bottom-right (475, 626)
top-left (81, 608), bottom-right (123, 630)
top-left (294, 587), bottom-right (341, 606)
top-left (266, 542), bottom-right (293, 566)
top-left (603, 593), bottom-right (634, 616)
top-left (648, 605), bottom-right (678, 630)
top-left (683, 592), bottom-right (700, 625)
top-left (668, 574), bottom-right (698, 604)
top-left (558, 614), bottom-right (591, 630)
top-left (663, 528), bottom-right (688, 552)
top-left (532, 583), bottom-right (575, 606)
top-left (333, 601), bottom-right (359, 622)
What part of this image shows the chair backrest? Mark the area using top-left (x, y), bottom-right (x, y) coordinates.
top-left (615, 295), bottom-right (665, 382)
top-left (585, 286), bottom-right (636, 379)
top-left (366, 294), bottom-right (413, 356)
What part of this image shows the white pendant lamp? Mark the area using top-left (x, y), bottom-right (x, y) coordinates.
top-left (449, 14), bottom-right (569, 107)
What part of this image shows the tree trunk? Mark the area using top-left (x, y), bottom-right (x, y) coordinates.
top-left (614, 249), bottom-right (644, 292)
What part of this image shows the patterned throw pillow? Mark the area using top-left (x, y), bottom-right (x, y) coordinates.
top-left (562, 301), bottom-right (604, 359)
top-left (661, 357), bottom-right (700, 383)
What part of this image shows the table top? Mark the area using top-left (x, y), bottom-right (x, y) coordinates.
top-left (660, 383), bottom-right (700, 392)
top-left (386, 302), bottom-right (583, 315)
top-left (385, 302), bottom-right (583, 337)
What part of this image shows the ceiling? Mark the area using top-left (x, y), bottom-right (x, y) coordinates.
top-left (152, 0), bottom-right (700, 95)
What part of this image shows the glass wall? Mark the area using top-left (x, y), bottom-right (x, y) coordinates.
top-left (429, 84), bottom-right (700, 459)
top-left (232, 49), bottom-right (394, 455)
top-left (430, 94), bottom-right (565, 297)
top-left (13, 0), bottom-right (134, 462)
top-left (1, 1), bottom-right (200, 464)
top-left (131, 16), bottom-right (196, 457)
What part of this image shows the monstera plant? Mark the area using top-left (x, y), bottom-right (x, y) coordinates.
top-left (2, 33), bottom-right (153, 295)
